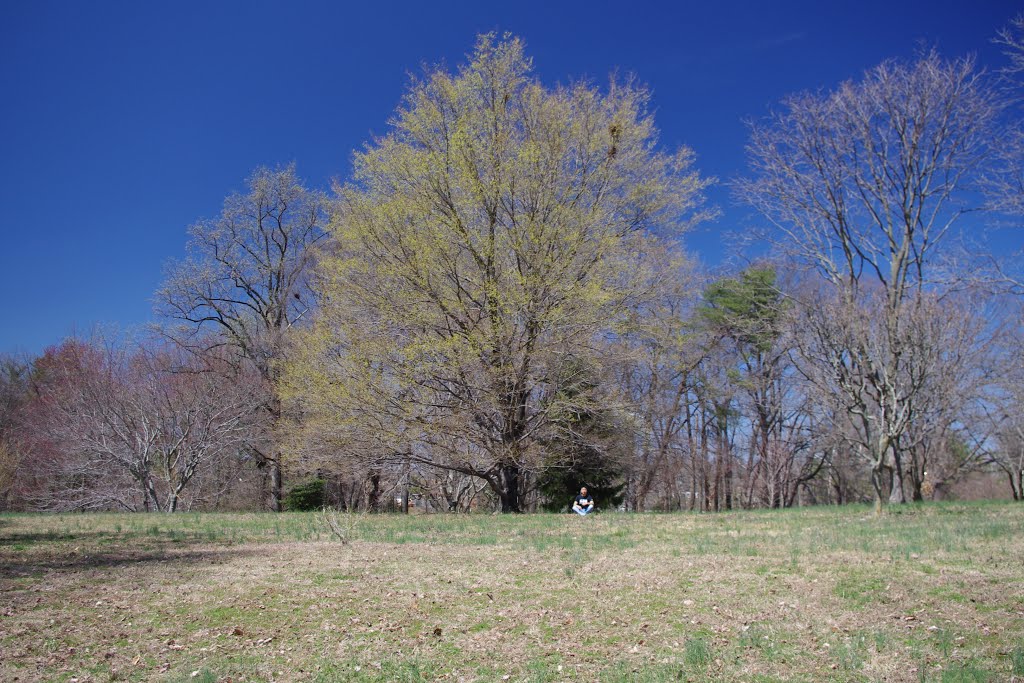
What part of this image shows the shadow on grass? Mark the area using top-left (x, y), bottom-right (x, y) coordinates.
top-left (0, 527), bottom-right (239, 548)
top-left (0, 532), bottom-right (174, 548)
top-left (0, 530), bottom-right (130, 546)
top-left (0, 540), bottom-right (253, 578)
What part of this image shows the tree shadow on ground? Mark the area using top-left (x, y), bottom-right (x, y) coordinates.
top-left (0, 529), bottom-right (160, 546)
top-left (0, 542), bottom-right (253, 578)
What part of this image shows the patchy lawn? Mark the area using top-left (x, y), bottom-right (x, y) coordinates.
top-left (1, 502), bottom-right (1023, 682)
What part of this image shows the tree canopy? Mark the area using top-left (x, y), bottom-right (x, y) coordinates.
top-left (283, 34), bottom-right (711, 511)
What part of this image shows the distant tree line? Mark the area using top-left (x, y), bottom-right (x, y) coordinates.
top-left (2, 27), bottom-right (1023, 514)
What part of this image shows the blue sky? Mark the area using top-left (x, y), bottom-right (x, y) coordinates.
top-left (0, 0), bottom-right (1019, 354)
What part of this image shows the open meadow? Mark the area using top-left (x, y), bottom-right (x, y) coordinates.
top-left (1, 503), bottom-right (1023, 683)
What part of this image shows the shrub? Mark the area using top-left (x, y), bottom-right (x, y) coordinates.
top-left (284, 478), bottom-right (326, 511)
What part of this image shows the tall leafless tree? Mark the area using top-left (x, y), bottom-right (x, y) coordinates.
top-left (988, 14), bottom-right (1024, 217)
top-left (738, 52), bottom-right (1002, 512)
top-left (156, 164), bottom-right (331, 510)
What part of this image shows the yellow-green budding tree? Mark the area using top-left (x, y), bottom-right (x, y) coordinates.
top-left (286, 34), bottom-right (710, 512)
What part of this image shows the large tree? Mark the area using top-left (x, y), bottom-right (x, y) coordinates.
top-left (156, 164), bottom-right (331, 510)
top-left (286, 34), bottom-right (710, 512)
top-left (737, 51), bottom-right (1001, 512)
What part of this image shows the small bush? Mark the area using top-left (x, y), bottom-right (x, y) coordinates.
top-left (284, 479), bottom-right (326, 511)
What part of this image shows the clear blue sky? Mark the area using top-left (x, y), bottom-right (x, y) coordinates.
top-left (1, 0), bottom-right (1018, 355)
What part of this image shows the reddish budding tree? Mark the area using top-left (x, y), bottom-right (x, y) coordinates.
top-left (25, 338), bottom-right (262, 512)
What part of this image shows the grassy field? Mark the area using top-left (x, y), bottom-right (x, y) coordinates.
top-left (1, 503), bottom-right (1023, 682)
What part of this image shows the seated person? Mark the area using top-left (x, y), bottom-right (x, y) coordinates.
top-left (572, 487), bottom-right (594, 515)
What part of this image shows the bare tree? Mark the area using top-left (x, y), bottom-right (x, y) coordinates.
top-left (984, 306), bottom-right (1024, 500)
top-left (898, 293), bottom-right (998, 500)
top-left (700, 266), bottom-right (827, 509)
top-left (156, 164), bottom-right (331, 510)
top-left (738, 52), bottom-right (998, 298)
top-left (991, 415), bottom-right (1024, 501)
top-left (789, 280), bottom-right (997, 510)
top-left (738, 52), bottom-right (1001, 512)
top-left (988, 14), bottom-right (1024, 217)
top-left (973, 14), bottom-right (1024, 298)
top-left (29, 338), bottom-right (263, 512)
top-left (612, 251), bottom-right (706, 511)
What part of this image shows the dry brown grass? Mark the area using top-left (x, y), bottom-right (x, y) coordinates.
top-left (1, 502), bottom-right (1022, 682)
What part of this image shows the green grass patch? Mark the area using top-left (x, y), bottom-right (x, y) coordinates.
top-left (833, 573), bottom-right (887, 608)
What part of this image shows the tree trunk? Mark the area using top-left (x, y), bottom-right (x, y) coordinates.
top-left (265, 394), bottom-right (285, 512)
top-left (723, 455), bottom-right (733, 510)
top-left (687, 406), bottom-right (698, 511)
top-left (700, 409), bottom-right (711, 512)
top-left (144, 477), bottom-right (160, 513)
top-left (367, 471), bottom-right (381, 512)
top-left (871, 465), bottom-right (886, 515)
top-left (497, 462), bottom-right (522, 513)
top-left (770, 465), bottom-right (782, 509)
top-left (889, 452), bottom-right (907, 504)
top-left (269, 456), bottom-right (283, 512)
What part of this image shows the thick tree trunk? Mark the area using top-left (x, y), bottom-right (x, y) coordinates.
top-left (367, 471), bottom-right (381, 512)
top-left (770, 465), bottom-right (783, 509)
top-left (1009, 470), bottom-right (1022, 501)
top-left (830, 462), bottom-right (845, 506)
top-left (497, 463), bottom-right (522, 513)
